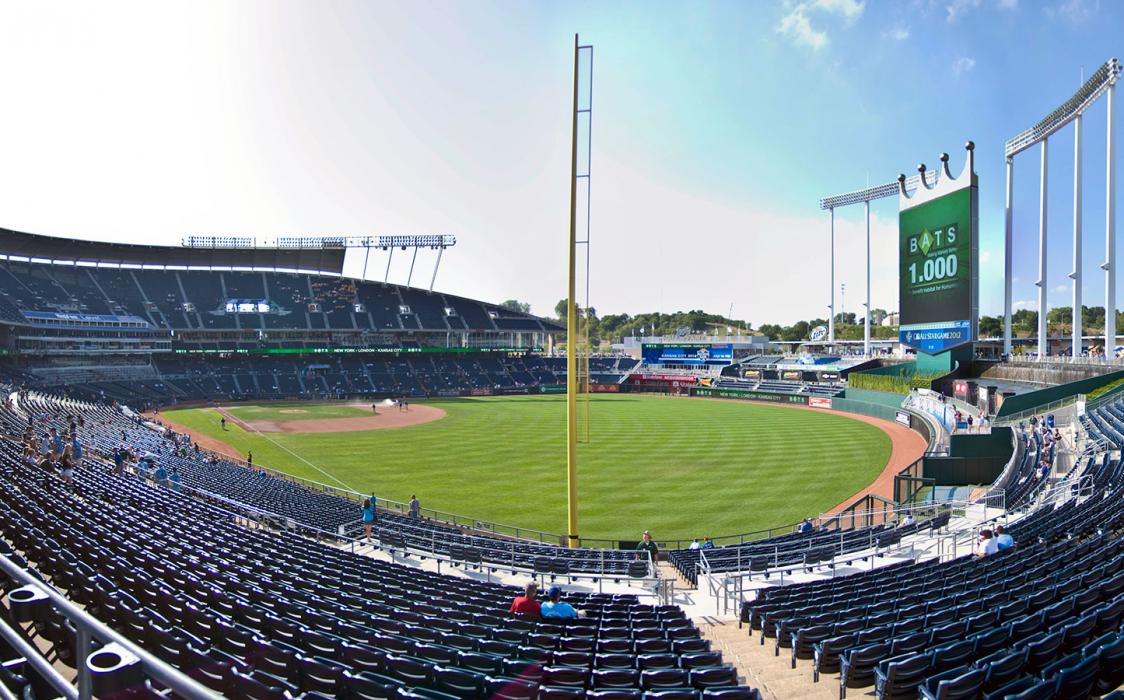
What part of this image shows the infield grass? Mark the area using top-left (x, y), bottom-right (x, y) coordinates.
top-left (224, 402), bottom-right (373, 422)
top-left (163, 395), bottom-right (891, 541)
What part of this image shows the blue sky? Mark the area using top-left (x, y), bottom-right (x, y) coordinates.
top-left (0, 0), bottom-right (1119, 325)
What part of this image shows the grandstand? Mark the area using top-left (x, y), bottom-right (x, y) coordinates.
top-left (2, 13), bottom-right (1124, 698)
top-left (3, 218), bottom-right (1124, 697)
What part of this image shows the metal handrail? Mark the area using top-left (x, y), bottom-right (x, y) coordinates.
top-left (993, 396), bottom-right (1082, 426)
top-left (0, 555), bottom-right (221, 700)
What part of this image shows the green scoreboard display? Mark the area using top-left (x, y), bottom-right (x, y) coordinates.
top-left (898, 159), bottom-right (977, 355)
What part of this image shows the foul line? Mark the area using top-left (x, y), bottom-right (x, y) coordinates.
top-left (217, 408), bottom-right (361, 494)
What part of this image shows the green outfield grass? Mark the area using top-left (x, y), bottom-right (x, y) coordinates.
top-left (162, 395), bottom-right (891, 541)
top-left (224, 402), bottom-right (373, 422)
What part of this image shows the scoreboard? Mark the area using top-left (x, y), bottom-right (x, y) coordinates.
top-left (641, 343), bottom-right (733, 367)
top-left (898, 160), bottom-right (978, 355)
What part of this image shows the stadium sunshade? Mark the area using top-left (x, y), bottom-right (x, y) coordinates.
top-left (0, 226), bottom-right (347, 273)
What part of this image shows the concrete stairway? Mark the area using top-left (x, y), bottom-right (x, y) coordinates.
top-left (699, 619), bottom-right (841, 700)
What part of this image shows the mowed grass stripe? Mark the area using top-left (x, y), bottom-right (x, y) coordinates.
top-left (163, 395), bottom-right (890, 541)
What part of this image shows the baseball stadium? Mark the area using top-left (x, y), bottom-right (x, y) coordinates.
top-left (1, 5), bottom-right (1124, 700)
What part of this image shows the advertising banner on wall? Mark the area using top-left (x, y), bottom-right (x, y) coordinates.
top-left (898, 149), bottom-right (978, 354)
top-left (590, 383), bottom-right (620, 393)
top-left (781, 370), bottom-right (802, 381)
top-left (629, 373), bottom-right (698, 384)
top-left (641, 344), bottom-right (733, 367)
top-left (692, 387), bottom-right (809, 405)
top-left (808, 397), bottom-right (833, 409)
top-left (540, 384), bottom-right (566, 394)
top-left (895, 410), bottom-right (912, 427)
top-left (744, 370), bottom-right (762, 380)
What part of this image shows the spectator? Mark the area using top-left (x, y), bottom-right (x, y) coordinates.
top-left (59, 447), bottom-right (75, 485)
top-left (540, 586), bottom-right (581, 620)
top-left (153, 462), bottom-right (169, 488)
top-left (899, 513), bottom-right (914, 528)
top-left (169, 467), bottom-right (182, 493)
top-left (71, 436), bottom-right (83, 468)
top-left (799, 518), bottom-right (814, 534)
top-left (112, 447), bottom-right (125, 475)
top-left (49, 428), bottom-right (64, 456)
top-left (700, 537), bottom-right (715, 550)
top-left (247, 450), bottom-right (253, 468)
top-left (689, 538), bottom-right (700, 550)
top-left (975, 529), bottom-right (999, 557)
top-left (995, 525), bottom-right (1014, 551)
top-left (635, 531), bottom-right (659, 562)
top-left (409, 495), bottom-right (420, 519)
top-left (509, 582), bottom-right (541, 617)
top-left (361, 498), bottom-right (376, 542)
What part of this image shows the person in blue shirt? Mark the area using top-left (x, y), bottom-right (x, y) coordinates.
top-left (799, 518), bottom-right (815, 534)
top-left (700, 537), bottom-right (715, 550)
top-left (71, 437), bottom-right (83, 467)
top-left (49, 428), bottom-right (64, 457)
top-left (169, 467), bottom-right (182, 493)
top-left (153, 463), bottom-right (168, 487)
top-left (995, 525), bottom-right (1014, 551)
top-left (540, 586), bottom-right (582, 620)
top-left (361, 498), bottom-right (376, 542)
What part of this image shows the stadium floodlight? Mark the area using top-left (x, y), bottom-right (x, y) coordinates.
top-left (1005, 59), bottom-right (1121, 158)
top-left (818, 171), bottom-right (938, 354)
top-left (181, 235), bottom-right (256, 248)
top-left (1002, 57), bottom-right (1119, 358)
top-left (349, 235), bottom-right (456, 250)
top-left (275, 236), bottom-right (348, 249)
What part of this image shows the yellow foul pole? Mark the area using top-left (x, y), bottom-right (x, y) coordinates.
top-left (566, 33), bottom-right (580, 548)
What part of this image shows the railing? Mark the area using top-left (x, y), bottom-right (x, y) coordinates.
top-left (167, 471), bottom-right (662, 584)
top-left (1004, 355), bottom-right (1124, 367)
top-left (985, 428), bottom-right (1022, 501)
top-left (993, 396), bottom-right (1082, 427)
top-left (1083, 383), bottom-right (1124, 412)
top-left (706, 526), bottom-right (943, 616)
top-left (0, 555), bottom-right (220, 700)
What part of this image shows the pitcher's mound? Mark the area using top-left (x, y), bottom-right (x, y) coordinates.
top-left (221, 404), bottom-right (446, 434)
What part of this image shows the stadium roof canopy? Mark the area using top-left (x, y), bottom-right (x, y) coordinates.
top-left (0, 227), bottom-right (346, 274)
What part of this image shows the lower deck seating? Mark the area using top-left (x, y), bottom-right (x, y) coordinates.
top-left (0, 440), bottom-right (758, 699)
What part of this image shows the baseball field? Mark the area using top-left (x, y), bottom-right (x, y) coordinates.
top-left (160, 394), bottom-right (893, 541)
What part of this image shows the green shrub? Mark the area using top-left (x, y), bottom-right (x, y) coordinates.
top-left (847, 370), bottom-right (945, 395)
top-left (1088, 377), bottom-right (1124, 401)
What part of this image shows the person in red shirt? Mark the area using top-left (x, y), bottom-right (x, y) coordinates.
top-left (510, 582), bottom-right (541, 617)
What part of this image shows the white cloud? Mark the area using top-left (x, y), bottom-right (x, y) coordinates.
top-left (883, 25), bottom-right (910, 41)
top-left (1053, 284), bottom-right (1070, 294)
top-left (952, 56), bottom-right (976, 77)
top-left (776, 0), bottom-right (865, 51)
top-left (814, 0), bottom-right (866, 22)
top-left (1013, 300), bottom-right (1037, 311)
top-left (947, 0), bottom-right (1017, 22)
top-left (777, 6), bottom-right (829, 50)
top-left (777, 8), bottom-right (828, 50)
top-left (1045, 0), bottom-right (1098, 23)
